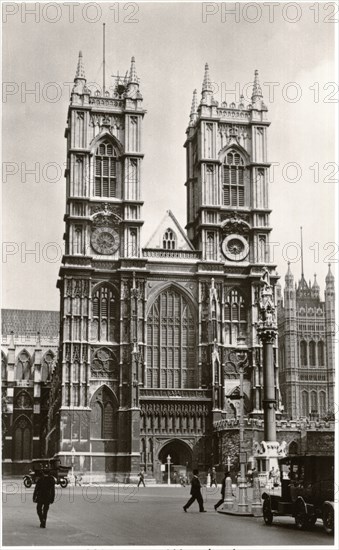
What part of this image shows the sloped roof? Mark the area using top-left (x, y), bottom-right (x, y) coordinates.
top-left (144, 210), bottom-right (194, 251)
top-left (1, 309), bottom-right (59, 338)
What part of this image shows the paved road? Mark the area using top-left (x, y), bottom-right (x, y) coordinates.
top-left (2, 482), bottom-right (334, 547)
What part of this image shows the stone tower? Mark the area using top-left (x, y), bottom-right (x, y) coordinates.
top-left (52, 52), bottom-right (146, 478)
top-left (46, 58), bottom-right (282, 482)
top-left (278, 263), bottom-right (335, 419)
top-left (184, 66), bottom-right (280, 420)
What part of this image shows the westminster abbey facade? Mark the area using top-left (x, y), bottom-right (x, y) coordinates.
top-left (38, 52), bottom-right (284, 482)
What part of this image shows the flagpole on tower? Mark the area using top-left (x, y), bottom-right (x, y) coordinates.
top-left (103, 22), bottom-right (106, 95)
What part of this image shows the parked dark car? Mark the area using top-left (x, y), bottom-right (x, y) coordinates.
top-left (262, 454), bottom-right (334, 535)
top-left (23, 458), bottom-right (71, 489)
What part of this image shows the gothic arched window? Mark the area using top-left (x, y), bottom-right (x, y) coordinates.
top-left (319, 391), bottom-right (326, 416)
top-left (41, 351), bottom-right (55, 382)
top-left (146, 288), bottom-right (196, 389)
top-left (13, 416), bottom-right (32, 460)
top-left (16, 350), bottom-right (32, 381)
top-left (224, 289), bottom-right (247, 345)
top-left (90, 386), bottom-right (117, 439)
top-left (302, 391), bottom-right (309, 417)
top-left (163, 228), bottom-right (176, 250)
top-left (318, 341), bottom-right (325, 366)
top-left (94, 140), bottom-right (118, 198)
top-left (91, 285), bottom-right (119, 342)
top-left (310, 390), bottom-right (318, 414)
top-left (300, 341), bottom-right (307, 366)
top-left (223, 149), bottom-right (246, 207)
top-left (309, 341), bottom-right (316, 366)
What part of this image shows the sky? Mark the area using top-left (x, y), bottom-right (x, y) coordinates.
top-left (2, 1), bottom-right (337, 311)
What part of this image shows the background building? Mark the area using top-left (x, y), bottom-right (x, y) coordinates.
top-left (1, 310), bottom-right (59, 474)
top-left (277, 263), bottom-right (335, 420)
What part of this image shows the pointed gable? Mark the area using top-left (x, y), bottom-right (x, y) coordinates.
top-left (144, 210), bottom-right (194, 251)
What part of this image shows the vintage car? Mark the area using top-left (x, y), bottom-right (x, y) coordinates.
top-left (262, 454), bottom-right (334, 535)
top-left (23, 458), bottom-right (71, 489)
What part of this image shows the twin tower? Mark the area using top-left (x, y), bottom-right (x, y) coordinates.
top-left (46, 52), bottom-right (279, 481)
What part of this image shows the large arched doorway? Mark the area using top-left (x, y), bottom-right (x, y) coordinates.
top-left (158, 440), bottom-right (193, 484)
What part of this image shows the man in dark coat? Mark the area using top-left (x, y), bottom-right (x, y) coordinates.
top-left (183, 469), bottom-right (206, 512)
top-left (33, 470), bottom-right (55, 528)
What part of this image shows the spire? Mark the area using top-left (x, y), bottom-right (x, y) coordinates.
top-left (201, 63), bottom-right (214, 105)
top-left (189, 89), bottom-right (198, 126)
top-left (251, 69), bottom-right (263, 103)
top-left (312, 274), bottom-right (320, 289)
top-left (128, 56), bottom-right (138, 85)
top-left (74, 50), bottom-right (86, 81)
top-left (285, 261), bottom-right (294, 287)
top-left (326, 263), bottom-right (335, 285)
top-left (202, 63), bottom-right (212, 93)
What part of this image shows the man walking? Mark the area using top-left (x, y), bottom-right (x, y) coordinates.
top-left (33, 470), bottom-right (55, 528)
top-left (183, 469), bottom-right (206, 512)
top-left (137, 470), bottom-right (145, 488)
top-left (210, 467), bottom-right (217, 487)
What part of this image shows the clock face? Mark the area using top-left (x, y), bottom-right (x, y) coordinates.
top-left (91, 227), bottom-right (119, 255)
top-left (221, 233), bottom-right (249, 262)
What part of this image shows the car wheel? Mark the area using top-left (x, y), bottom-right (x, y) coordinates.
top-left (323, 505), bottom-right (334, 535)
top-left (23, 477), bottom-right (32, 488)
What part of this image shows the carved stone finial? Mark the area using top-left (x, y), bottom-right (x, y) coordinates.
top-left (251, 69), bottom-right (263, 103)
top-left (128, 56), bottom-right (138, 85)
top-left (75, 50), bottom-right (86, 81)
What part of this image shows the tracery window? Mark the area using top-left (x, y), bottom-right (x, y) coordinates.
top-left (310, 391), bottom-right (318, 414)
top-left (302, 391), bottom-right (309, 417)
top-left (224, 289), bottom-right (247, 345)
top-left (90, 386), bottom-right (117, 439)
top-left (318, 341), bottom-right (325, 366)
top-left (163, 229), bottom-right (176, 250)
top-left (300, 341), bottom-right (307, 366)
top-left (16, 350), bottom-right (31, 381)
top-left (94, 140), bottom-right (118, 198)
top-left (319, 391), bottom-right (326, 416)
top-left (309, 341), bottom-right (316, 366)
top-left (13, 416), bottom-right (32, 460)
top-left (223, 149), bottom-right (246, 207)
top-left (146, 288), bottom-right (196, 389)
top-left (41, 351), bottom-right (54, 382)
top-left (91, 285), bottom-right (119, 342)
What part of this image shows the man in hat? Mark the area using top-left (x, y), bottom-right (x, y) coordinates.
top-left (33, 470), bottom-right (55, 528)
top-left (183, 469), bottom-right (206, 512)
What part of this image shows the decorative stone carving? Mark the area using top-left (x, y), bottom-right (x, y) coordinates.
top-left (221, 214), bottom-right (250, 236)
top-left (15, 391), bottom-right (32, 409)
top-left (91, 203), bottom-right (122, 227)
top-left (90, 347), bottom-right (117, 378)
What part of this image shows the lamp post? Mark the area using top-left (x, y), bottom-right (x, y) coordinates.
top-left (71, 446), bottom-right (75, 480)
top-left (167, 455), bottom-right (171, 486)
top-left (256, 268), bottom-right (278, 443)
top-left (227, 335), bottom-right (250, 512)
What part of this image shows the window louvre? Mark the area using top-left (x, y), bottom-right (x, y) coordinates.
top-left (223, 150), bottom-right (247, 207)
top-left (94, 141), bottom-right (118, 198)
